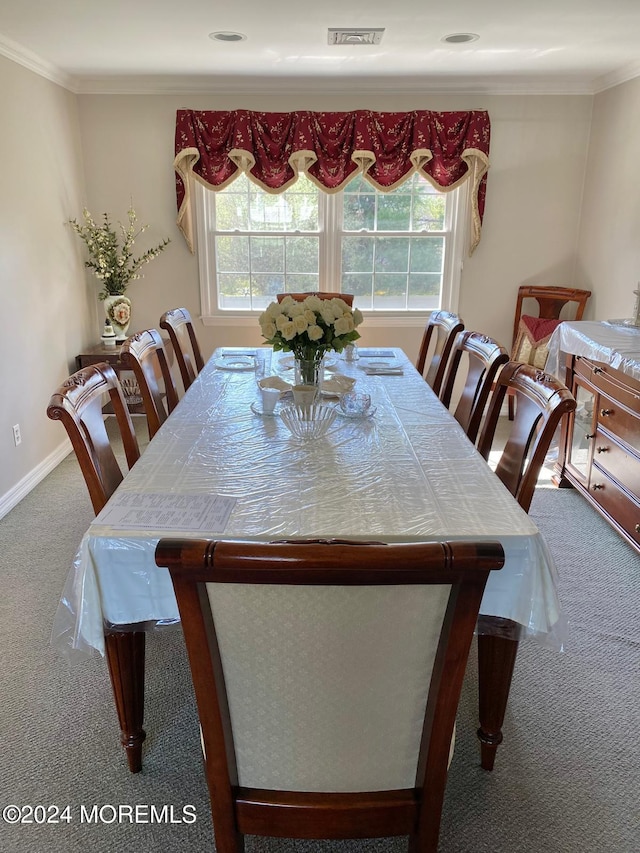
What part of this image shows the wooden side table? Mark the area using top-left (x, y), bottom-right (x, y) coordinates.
top-left (76, 342), bottom-right (145, 414)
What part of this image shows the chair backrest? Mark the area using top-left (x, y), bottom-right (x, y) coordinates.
top-left (159, 307), bottom-right (205, 392)
top-left (477, 362), bottom-right (576, 512)
top-left (511, 285), bottom-right (592, 365)
top-left (416, 310), bottom-right (465, 395)
top-left (120, 329), bottom-right (179, 439)
top-left (440, 331), bottom-right (510, 444)
top-left (47, 362), bottom-right (140, 515)
top-left (276, 291), bottom-right (354, 306)
top-left (155, 537), bottom-right (504, 851)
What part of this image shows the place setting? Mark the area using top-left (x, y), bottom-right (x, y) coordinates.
top-left (255, 367), bottom-right (357, 406)
top-left (213, 349), bottom-right (258, 370)
top-left (250, 361), bottom-right (362, 424)
top-left (356, 348), bottom-right (404, 376)
top-left (251, 386), bottom-right (283, 418)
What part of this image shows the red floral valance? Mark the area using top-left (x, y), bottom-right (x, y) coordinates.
top-left (174, 109), bottom-right (490, 254)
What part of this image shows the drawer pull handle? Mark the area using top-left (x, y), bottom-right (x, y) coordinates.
top-left (600, 408), bottom-right (614, 416)
top-left (596, 446), bottom-right (609, 453)
top-left (592, 483), bottom-right (604, 490)
top-left (585, 433), bottom-right (596, 441)
top-left (593, 367), bottom-right (603, 374)
top-left (635, 524), bottom-right (640, 535)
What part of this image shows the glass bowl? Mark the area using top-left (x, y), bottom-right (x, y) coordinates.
top-left (339, 391), bottom-right (372, 417)
top-left (280, 402), bottom-right (337, 440)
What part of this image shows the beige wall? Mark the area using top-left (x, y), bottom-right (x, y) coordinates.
top-left (461, 96), bottom-right (594, 337)
top-left (76, 91), bottom-right (593, 363)
top-left (576, 76), bottom-right (640, 319)
top-left (0, 56), bottom-right (89, 512)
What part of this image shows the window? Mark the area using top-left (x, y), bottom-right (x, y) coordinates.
top-left (196, 172), bottom-right (466, 322)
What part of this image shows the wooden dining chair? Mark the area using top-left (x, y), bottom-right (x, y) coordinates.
top-left (474, 361), bottom-right (576, 771)
top-left (47, 362), bottom-right (147, 772)
top-left (508, 285), bottom-right (591, 418)
top-left (120, 329), bottom-right (179, 439)
top-left (478, 361), bottom-right (576, 513)
top-left (159, 307), bottom-right (205, 392)
top-left (440, 331), bottom-right (510, 444)
top-left (276, 291), bottom-right (354, 306)
top-left (416, 310), bottom-right (465, 396)
top-left (47, 362), bottom-right (140, 515)
top-left (155, 537), bottom-right (504, 853)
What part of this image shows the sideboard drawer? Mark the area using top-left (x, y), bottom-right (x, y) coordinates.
top-left (576, 357), bottom-right (640, 412)
top-left (593, 429), bottom-right (640, 499)
top-left (595, 393), bottom-right (640, 455)
top-left (589, 465), bottom-right (640, 548)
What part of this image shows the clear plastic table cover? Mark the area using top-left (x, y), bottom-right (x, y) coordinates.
top-left (546, 320), bottom-right (640, 382)
top-left (52, 348), bottom-right (565, 661)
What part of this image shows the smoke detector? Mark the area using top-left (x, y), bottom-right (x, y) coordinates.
top-left (328, 28), bottom-right (385, 46)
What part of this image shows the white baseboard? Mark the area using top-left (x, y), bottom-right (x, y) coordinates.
top-left (0, 438), bottom-right (72, 521)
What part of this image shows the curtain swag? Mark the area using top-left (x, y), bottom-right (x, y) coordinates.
top-left (174, 108), bottom-right (491, 255)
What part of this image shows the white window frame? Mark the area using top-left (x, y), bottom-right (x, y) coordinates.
top-left (195, 177), bottom-right (468, 328)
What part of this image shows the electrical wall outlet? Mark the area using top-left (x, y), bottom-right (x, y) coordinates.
top-left (12, 424), bottom-right (21, 446)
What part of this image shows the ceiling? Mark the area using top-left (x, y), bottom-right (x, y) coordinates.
top-left (1, 0), bottom-right (639, 95)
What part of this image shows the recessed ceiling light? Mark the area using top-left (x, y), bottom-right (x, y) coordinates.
top-left (209, 31), bottom-right (247, 42)
top-left (442, 33), bottom-right (479, 44)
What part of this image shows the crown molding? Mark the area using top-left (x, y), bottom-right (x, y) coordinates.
top-left (74, 72), bottom-right (597, 97)
top-left (0, 32), bottom-right (76, 91)
top-left (591, 60), bottom-right (640, 94)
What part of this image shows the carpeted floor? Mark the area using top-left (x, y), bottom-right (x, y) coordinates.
top-left (0, 421), bottom-right (638, 853)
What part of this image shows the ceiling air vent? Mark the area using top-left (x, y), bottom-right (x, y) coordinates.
top-left (328, 28), bottom-right (385, 46)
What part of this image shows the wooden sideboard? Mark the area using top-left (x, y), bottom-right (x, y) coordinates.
top-left (555, 354), bottom-right (640, 552)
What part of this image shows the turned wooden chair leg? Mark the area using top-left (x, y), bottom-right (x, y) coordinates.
top-left (104, 630), bottom-right (146, 772)
top-left (476, 617), bottom-right (520, 771)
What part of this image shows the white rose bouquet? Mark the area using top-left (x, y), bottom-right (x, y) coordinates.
top-left (259, 295), bottom-right (363, 362)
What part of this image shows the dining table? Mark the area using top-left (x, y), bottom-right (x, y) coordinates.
top-left (52, 346), bottom-right (565, 773)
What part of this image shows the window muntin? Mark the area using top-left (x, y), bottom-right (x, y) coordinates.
top-left (209, 174), bottom-right (321, 311)
top-left (200, 172), bottom-right (460, 316)
top-left (342, 174), bottom-right (445, 232)
top-left (341, 174), bottom-right (448, 311)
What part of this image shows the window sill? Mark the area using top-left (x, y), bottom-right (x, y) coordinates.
top-left (201, 311), bottom-right (433, 328)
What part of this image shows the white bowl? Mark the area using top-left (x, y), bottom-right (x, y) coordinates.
top-left (280, 402), bottom-right (337, 440)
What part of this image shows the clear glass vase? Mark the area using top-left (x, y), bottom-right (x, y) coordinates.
top-left (294, 352), bottom-right (324, 387)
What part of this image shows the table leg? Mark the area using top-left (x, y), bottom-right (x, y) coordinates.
top-left (476, 616), bottom-right (520, 771)
top-left (104, 629), bottom-right (146, 773)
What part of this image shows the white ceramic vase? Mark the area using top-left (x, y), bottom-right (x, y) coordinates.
top-left (103, 294), bottom-right (132, 341)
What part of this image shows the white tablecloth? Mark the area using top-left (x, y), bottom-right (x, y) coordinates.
top-left (546, 320), bottom-right (640, 382)
top-left (53, 348), bottom-right (564, 659)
